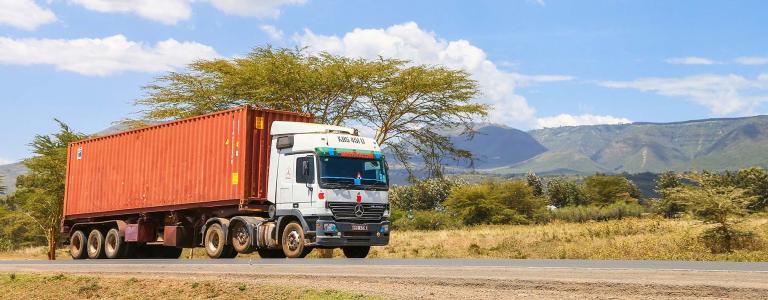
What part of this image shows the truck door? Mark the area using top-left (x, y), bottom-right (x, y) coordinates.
top-left (292, 155), bottom-right (315, 204)
top-left (276, 155), bottom-right (294, 206)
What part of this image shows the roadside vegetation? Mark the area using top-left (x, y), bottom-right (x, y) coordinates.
top-left (0, 273), bottom-right (376, 300)
top-left (389, 168), bottom-right (768, 256)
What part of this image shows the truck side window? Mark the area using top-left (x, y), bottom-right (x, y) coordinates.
top-left (295, 156), bottom-right (315, 184)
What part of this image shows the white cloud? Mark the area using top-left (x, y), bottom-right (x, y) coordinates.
top-left (70, 0), bottom-right (190, 25)
top-left (0, 35), bottom-right (220, 76)
top-left (259, 24), bottom-right (284, 40)
top-left (208, 0), bottom-right (306, 18)
top-left (665, 56), bottom-right (718, 65)
top-left (294, 22), bottom-right (571, 127)
top-left (600, 74), bottom-right (768, 115)
top-left (0, 0), bottom-right (56, 30)
top-left (734, 56), bottom-right (768, 65)
top-left (70, 0), bottom-right (306, 24)
top-left (0, 157), bottom-right (13, 165)
top-left (536, 114), bottom-right (631, 129)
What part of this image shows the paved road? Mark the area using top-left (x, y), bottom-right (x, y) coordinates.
top-left (2, 259), bottom-right (768, 299)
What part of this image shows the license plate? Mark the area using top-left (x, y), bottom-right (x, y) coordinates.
top-left (351, 224), bottom-right (368, 231)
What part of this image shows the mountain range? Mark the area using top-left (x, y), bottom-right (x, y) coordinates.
top-left (3, 115), bottom-right (768, 191)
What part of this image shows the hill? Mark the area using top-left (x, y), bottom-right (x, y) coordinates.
top-left (0, 162), bottom-right (28, 194)
top-left (483, 115), bottom-right (768, 175)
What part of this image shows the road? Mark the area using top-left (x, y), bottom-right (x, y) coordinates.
top-left (2, 259), bottom-right (768, 299)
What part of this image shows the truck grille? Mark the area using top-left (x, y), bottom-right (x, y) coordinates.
top-left (327, 202), bottom-right (386, 221)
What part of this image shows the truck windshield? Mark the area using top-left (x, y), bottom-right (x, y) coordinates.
top-left (318, 156), bottom-right (388, 190)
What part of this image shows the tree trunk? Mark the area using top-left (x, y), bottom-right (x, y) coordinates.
top-left (47, 228), bottom-right (56, 260)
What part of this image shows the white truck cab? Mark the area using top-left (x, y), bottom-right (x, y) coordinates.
top-left (265, 121), bottom-right (391, 257)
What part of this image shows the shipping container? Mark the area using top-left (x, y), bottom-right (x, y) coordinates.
top-left (63, 106), bottom-right (313, 220)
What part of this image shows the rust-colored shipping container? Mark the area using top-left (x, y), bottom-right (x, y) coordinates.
top-left (63, 106), bottom-right (312, 220)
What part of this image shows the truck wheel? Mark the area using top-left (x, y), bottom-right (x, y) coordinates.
top-left (205, 223), bottom-right (234, 259)
top-left (281, 222), bottom-right (307, 258)
top-left (230, 222), bottom-right (253, 254)
top-left (104, 228), bottom-right (126, 259)
top-left (257, 249), bottom-right (286, 258)
top-left (342, 246), bottom-right (370, 258)
top-left (69, 230), bottom-right (87, 260)
top-left (87, 229), bottom-right (106, 259)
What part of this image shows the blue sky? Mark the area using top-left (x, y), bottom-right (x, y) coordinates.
top-left (1, 0), bottom-right (768, 163)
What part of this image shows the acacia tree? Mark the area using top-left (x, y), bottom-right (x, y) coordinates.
top-left (14, 120), bottom-right (86, 260)
top-left (135, 46), bottom-right (486, 178)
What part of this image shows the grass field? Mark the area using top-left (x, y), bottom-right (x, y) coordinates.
top-left (0, 273), bottom-right (377, 300)
top-left (2, 217), bottom-right (767, 261)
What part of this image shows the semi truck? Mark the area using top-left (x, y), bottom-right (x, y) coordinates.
top-left (62, 106), bottom-right (390, 259)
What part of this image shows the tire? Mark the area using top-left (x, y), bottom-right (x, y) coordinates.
top-left (69, 230), bottom-right (87, 260)
top-left (257, 249), bottom-right (286, 259)
top-left (86, 229), bottom-right (106, 259)
top-left (221, 247), bottom-right (238, 259)
top-left (204, 223), bottom-right (234, 259)
top-left (342, 246), bottom-right (370, 258)
top-left (104, 228), bottom-right (126, 259)
top-left (230, 222), bottom-right (253, 254)
top-left (281, 222), bottom-right (307, 258)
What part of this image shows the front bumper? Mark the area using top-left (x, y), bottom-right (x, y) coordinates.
top-left (311, 220), bottom-right (390, 247)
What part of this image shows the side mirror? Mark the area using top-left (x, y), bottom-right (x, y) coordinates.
top-left (302, 161), bottom-right (310, 177)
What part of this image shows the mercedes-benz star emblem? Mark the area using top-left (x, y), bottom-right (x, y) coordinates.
top-left (354, 204), bottom-right (365, 217)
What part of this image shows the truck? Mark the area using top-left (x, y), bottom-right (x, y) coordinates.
top-left (62, 106), bottom-right (391, 259)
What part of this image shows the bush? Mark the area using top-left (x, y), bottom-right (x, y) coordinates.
top-left (700, 225), bottom-right (763, 254)
top-left (445, 180), bottom-right (546, 225)
top-left (546, 177), bottom-right (588, 207)
top-left (584, 174), bottom-right (641, 206)
top-left (548, 202), bottom-right (646, 223)
top-left (392, 210), bottom-right (459, 230)
top-left (389, 178), bottom-right (465, 211)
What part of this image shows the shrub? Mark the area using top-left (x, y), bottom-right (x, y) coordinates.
top-left (548, 202), bottom-right (646, 223)
top-left (444, 180), bottom-right (546, 225)
top-left (700, 225), bottom-right (763, 254)
top-left (389, 178), bottom-right (465, 211)
top-left (546, 177), bottom-right (588, 207)
top-left (393, 210), bottom-right (459, 230)
top-left (583, 174), bottom-right (641, 206)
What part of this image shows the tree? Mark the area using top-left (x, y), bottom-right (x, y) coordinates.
top-left (14, 120), bottom-right (87, 260)
top-left (389, 178), bottom-right (465, 211)
top-left (653, 171), bottom-right (686, 218)
top-left (444, 180), bottom-right (546, 225)
top-left (583, 174), bottom-right (639, 206)
top-left (666, 185), bottom-right (756, 253)
top-left (546, 177), bottom-right (588, 207)
top-left (736, 167), bottom-right (768, 211)
top-left (136, 46), bottom-right (486, 178)
top-left (0, 175), bottom-right (5, 195)
top-left (526, 172), bottom-right (544, 197)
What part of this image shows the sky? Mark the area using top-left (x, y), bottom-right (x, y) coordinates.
top-left (1, 0), bottom-right (767, 163)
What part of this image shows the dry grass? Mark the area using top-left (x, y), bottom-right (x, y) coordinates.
top-left (3, 217), bottom-right (767, 261)
top-left (0, 273), bottom-right (377, 300)
top-left (368, 216), bottom-right (768, 261)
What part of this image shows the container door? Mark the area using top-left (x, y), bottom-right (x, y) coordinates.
top-left (292, 155), bottom-right (315, 204)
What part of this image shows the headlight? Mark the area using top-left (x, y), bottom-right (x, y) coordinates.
top-left (323, 223), bottom-right (338, 233)
top-left (380, 224), bottom-right (389, 233)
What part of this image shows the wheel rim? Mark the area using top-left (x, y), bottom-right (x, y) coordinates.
top-left (106, 233), bottom-right (116, 254)
top-left (287, 230), bottom-right (300, 251)
top-left (88, 235), bottom-right (98, 254)
top-left (72, 235), bottom-right (82, 252)
top-left (235, 226), bottom-right (248, 247)
top-left (208, 232), bottom-right (220, 253)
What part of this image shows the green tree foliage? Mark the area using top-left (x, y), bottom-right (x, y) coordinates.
top-left (583, 174), bottom-right (641, 206)
top-left (548, 202), bottom-right (645, 223)
top-left (526, 172), bottom-right (544, 197)
top-left (545, 177), bottom-right (588, 207)
top-left (13, 120), bottom-right (87, 259)
top-left (136, 46), bottom-right (486, 178)
top-left (0, 175), bottom-right (5, 195)
top-left (445, 181), bottom-right (546, 225)
top-left (653, 171), bottom-right (687, 218)
top-left (666, 172), bottom-right (759, 253)
top-left (735, 167), bottom-right (768, 211)
top-left (389, 178), bottom-right (465, 211)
